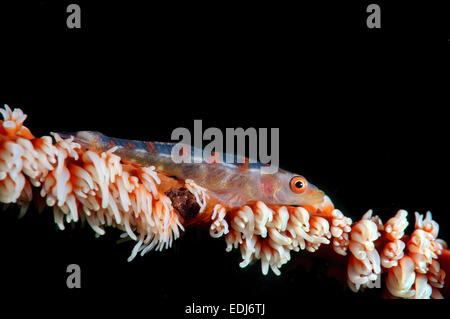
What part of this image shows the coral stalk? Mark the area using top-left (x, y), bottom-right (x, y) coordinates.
top-left (0, 105), bottom-right (448, 299)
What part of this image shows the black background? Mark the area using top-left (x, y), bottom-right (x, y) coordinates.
top-left (1, 0), bottom-right (449, 317)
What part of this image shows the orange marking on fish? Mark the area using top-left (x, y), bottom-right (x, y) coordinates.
top-left (238, 157), bottom-right (250, 172)
top-left (124, 142), bottom-right (136, 149)
top-left (262, 178), bottom-right (275, 195)
top-left (180, 145), bottom-right (190, 157)
top-left (145, 141), bottom-right (156, 154)
top-left (207, 151), bottom-right (222, 164)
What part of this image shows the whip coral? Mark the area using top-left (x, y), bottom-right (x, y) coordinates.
top-left (0, 104), bottom-right (448, 299)
top-left (0, 105), bottom-right (184, 255)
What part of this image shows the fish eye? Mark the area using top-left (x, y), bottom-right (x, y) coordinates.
top-left (290, 176), bottom-right (307, 194)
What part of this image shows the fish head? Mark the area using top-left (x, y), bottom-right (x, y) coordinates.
top-left (268, 171), bottom-right (327, 208)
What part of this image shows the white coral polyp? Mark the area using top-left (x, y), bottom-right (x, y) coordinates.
top-left (347, 217), bottom-right (381, 291)
top-left (384, 209), bottom-right (409, 241)
top-left (223, 201), bottom-right (334, 276)
top-left (210, 204), bottom-right (229, 238)
top-left (386, 256), bottom-right (416, 298)
top-left (381, 240), bottom-right (406, 269)
top-left (330, 209), bottom-right (352, 256)
top-left (383, 210), bottom-right (446, 299)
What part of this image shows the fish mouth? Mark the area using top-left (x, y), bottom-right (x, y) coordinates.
top-left (273, 186), bottom-right (325, 207)
top-left (305, 189), bottom-right (325, 205)
top-left (280, 191), bottom-right (325, 207)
